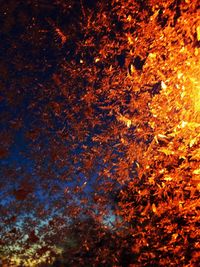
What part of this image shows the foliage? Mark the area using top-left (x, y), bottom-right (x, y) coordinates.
top-left (0, 0), bottom-right (200, 266)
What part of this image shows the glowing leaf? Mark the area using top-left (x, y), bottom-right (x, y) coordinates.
top-left (152, 203), bottom-right (157, 213)
top-left (197, 26), bottom-right (200, 41)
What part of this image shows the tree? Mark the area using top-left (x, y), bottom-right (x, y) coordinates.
top-left (0, 0), bottom-right (200, 266)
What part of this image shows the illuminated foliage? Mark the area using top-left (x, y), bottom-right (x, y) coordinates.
top-left (0, 0), bottom-right (199, 266)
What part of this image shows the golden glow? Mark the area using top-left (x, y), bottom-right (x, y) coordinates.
top-left (182, 55), bottom-right (200, 117)
top-left (194, 82), bottom-right (200, 112)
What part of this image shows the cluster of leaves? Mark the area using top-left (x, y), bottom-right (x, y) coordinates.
top-left (0, 0), bottom-right (200, 266)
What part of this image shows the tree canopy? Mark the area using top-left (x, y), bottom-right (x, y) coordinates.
top-left (0, 0), bottom-right (200, 266)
